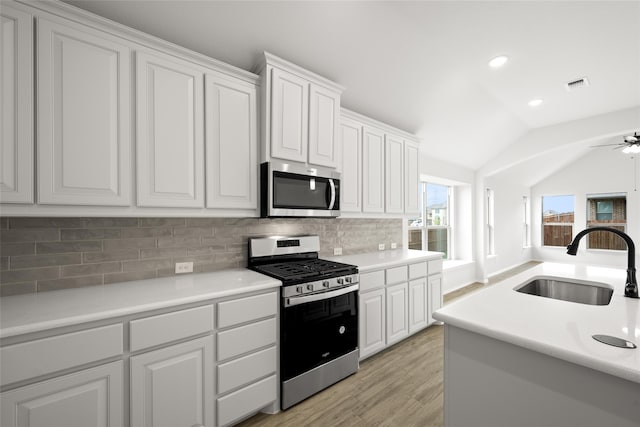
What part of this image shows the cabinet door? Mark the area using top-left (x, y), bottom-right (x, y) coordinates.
top-left (359, 288), bottom-right (385, 359)
top-left (1, 361), bottom-right (123, 427)
top-left (270, 67), bottom-right (308, 163)
top-left (386, 282), bottom-right (409, 345)
top-left (308, 84), bottom-right (339, 167)
top-left (136, 51), bottom-right (204, 207)
top-left (385, 134), bottom-right (404, 213)
top-left (339, 117), bottom-right (362, 212)
top-left (428, 273), bottom-right (443, 324)
top-left (130, 336), bottom-right (214, 427)
top-left (37, 18), bottom-right (131, 206)
top-left (404, 140), bottom-right (420, 214)
top-left (362, 126), bottom-right (385, 213)
top-left (205, 72), bottom-right (257, 209)
top-left (1, 6), bottom-right (33, 204)
top-left (409, 278), bottom-right (428, 333)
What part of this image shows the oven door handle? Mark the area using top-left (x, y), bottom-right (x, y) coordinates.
top-left (285, 284), bottom-right (359, 307)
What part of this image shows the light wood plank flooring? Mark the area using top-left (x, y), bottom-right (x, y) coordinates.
top-left (237, 261), bottom-right (541, 427)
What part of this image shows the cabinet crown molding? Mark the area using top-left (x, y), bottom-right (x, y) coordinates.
top-left (341, 107), bottom-right (422, 144)
top-left (258, 51), bottom-right (345, 93)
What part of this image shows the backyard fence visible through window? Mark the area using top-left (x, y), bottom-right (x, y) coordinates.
top-left (586, 193), bottom-right (627, 250)
top-left (542, 195), bottom-right (574, 247)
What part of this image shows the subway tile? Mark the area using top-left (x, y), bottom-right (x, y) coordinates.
top-left (37, 241), bottom-right (102, 254)
top-left (174, 255), bottom-right (215, 265)
top-left (122, 258), bottom-right (172, 272)
top-left (0, 217), bottom-right (8, 229)
top-left (104, 270), bottom-right (156, 285)
top-left (83, 250), bottom-right (139, 263)
top-left (37, 275), bottom-right (103, 292)
top-left (0, 266), bottom-right (59, 283)
top-left (1, 242), bottom-right (36, 256)
top-left (139, 218), bottom-right (186, 227)
top-left (185, 218), bottom-right (226, 227)
top-left (156, 268), bottom-right (178, 278)
top-left (84, 217), bottom-right (138, 228)
top-left (173, 227), bottom-right (213, 238)
top-left (120, 228), bottom-right (172, 238)
top-left (1, 257), bottom-right (8, 270)
top-left (9, 217), bottom-right (83, 228)
top-left (157, 237), bottom-right (201, 248)
top-left (103, 238), bottom-right (155, 251)
top-left (62, 262), bottom-right (121, 278)
top-left (11, 253), bottom-right (82, 269)
top-left (187, 245), bottom-right (227, 256)
top-left (140, 247), bottom-right (187, 259)
top-left (1, 281), bottom-right (37, 296)
top-left (1, 229), bottom-right (59, 242)
top-left (61, 228), bottom-right (121, 240)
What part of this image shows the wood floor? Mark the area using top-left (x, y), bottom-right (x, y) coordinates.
top-left (237, 261), bottom-right (541, 427)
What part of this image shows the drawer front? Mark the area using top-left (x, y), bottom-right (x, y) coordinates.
top-left (217, 375), bottom-right (277, 427)
top-left (359, 270), bottom-right (385, 292)
top-left (218, 346), bottom-right (277, 394)
top-left (428, 259), bottom-right (443, 275)
top-left (218, 291), bottom-right (277, 329)
top-left (217, 318), bottom-right (277, 362)
top-left (130, 305), bottom-right (214, 352)
top-left (386, 266), bottom-right (407, 285)
top-left (409, 262), bottom-right (428, 279)
top-left (1, 324), bottom-right (123, 386)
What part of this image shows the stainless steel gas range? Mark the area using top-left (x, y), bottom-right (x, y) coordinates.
top-left (248, 235), bottom-right (359, 410)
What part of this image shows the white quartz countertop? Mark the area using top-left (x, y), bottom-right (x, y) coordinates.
top-left (0, 269), bottom-right (280, 339)
top-left (328, 249), bottom-right (443, 272)
top-left (434, 262), bottom-right (640, 384)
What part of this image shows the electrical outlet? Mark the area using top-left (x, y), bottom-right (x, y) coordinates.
top-left (333, 247), bottom-right (343, 256)
top-left (378, 243), bottom-right (385, 251)
top-left (391, 242), bottom-right (397, 249)
top-left (175, 262), bottom-right (193, 274)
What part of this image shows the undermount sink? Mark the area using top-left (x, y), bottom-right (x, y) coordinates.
top-left (515, 277), bottom-right (613, 306)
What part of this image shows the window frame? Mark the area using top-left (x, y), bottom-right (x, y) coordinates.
top-left (407, 182), bottom-right (452, 259)
top-left (586, 193), bottom-right (627, 251)
top-left (541, 194), bottom-right (575, 248)
top-left (486, 188), bottom-right (495, 256)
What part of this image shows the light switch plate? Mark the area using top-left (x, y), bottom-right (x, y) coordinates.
top-left (391, 242), bottom-right (397, 249)
top-left (175, 262), bottom-right (193, 274)
top-left (378, 243), bottom-right (385, 251)
top-left (333, 247), bottom-right (343, 256)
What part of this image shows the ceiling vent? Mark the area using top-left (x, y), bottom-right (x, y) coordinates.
top-left (565, 77), bottom-right (590, 91)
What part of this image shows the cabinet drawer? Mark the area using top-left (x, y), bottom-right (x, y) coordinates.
top-left (386, 266), bottom-right (407, 285)
top-left (1, 324), bottom-right (123, 386)
top-left (130, 305), bottom-right (214, 352)
top-left (409, 262), bottom-right (428, 279)
top-left (218, 291), bottom-right (277, 329)
top-left (217, 318), bottom-right (277, 362)
top-left (428, 259), bottom-right (443, 275)
top-left (359, 270), bottom-right (385, 292)
top-left (218, 346), bottom-right (277, 394)
top-left (217, 375), bottom-right (277, 427)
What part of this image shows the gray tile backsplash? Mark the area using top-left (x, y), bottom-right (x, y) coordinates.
top-left (0, 217), bottom-right (402, 296)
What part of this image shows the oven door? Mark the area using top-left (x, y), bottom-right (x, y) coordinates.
top-left (281, 285), bottom-right (358, 381)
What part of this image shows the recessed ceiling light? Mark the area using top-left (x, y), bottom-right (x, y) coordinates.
top-left (528, 99), bottom-right (543, 107)
top-left (488, 55), bottom-right (509, 68)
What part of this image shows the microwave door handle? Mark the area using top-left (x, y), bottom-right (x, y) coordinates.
top-left (328, 179), bottom-right (336, 209)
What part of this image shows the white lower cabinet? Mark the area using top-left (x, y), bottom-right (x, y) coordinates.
top-left (358, 287), bottom-right (386, 359)
top-left (130, 336), bottom-right (214, 427)
top-left (1, 361), bottom-right (124, 427)
top-left (386, 282), bottom-right (409, 345)
top-left (409, 277), bottom-right (428, 333)
top-left (428, 273), bottom-right (443, 324)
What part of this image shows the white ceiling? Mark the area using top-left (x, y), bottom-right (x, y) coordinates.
top-left (63, 0), bottom-right (640, 170)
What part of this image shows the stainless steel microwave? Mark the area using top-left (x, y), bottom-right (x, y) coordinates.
top-left (260, 161), bottom-right (340, 218)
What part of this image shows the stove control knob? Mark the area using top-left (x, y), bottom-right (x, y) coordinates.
top-left (323, 281), bottom-right (330, 288)
top-left (345, 277), bottom-right (352, 283)
top-left (306, 284), bottom-right (314, 291)
top-left (296, 286), bottom-right (304, 294)
top-left (337, 278), bottom-right (344, 285)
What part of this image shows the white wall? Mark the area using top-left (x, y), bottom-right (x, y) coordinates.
top-left (532, 148), bottom-right (638, 269)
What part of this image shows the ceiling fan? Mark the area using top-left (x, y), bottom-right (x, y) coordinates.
top-left (591, 132), bottom-right (640, 153)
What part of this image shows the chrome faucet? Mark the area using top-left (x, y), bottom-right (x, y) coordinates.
top-left (566, 227), bottom-right (638, 299)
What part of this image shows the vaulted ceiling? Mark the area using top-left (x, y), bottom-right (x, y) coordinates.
top-left (64, 0), bottom-right (640, 170)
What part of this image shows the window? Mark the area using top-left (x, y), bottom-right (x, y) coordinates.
top-left (542, 195), bottom-right (574, 247)
top-left (586, 193), bottom-right (627, 250)
top-left (407, 182), bottom-right (451, 258)
top-left (522, 196), bottom-right (530, 247)
top-left (486, 188), bottom-right (495, 255)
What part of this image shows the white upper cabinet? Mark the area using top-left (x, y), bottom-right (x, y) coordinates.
top-left (1, 5), bottom-right (33, 204)
top-left (362, 126), bottom-right (385, 213)
top-left (205, 72), bottom-right (258, 209)
top-left (339, 117), bottom-right (362, 212)
top-left (136, 50), bottom-right (205, 208)
top-left (37, 17), bottom-right (131, 206)
top-left (270, 67), bottom-right (309, 163)
top-left (404, 140), bottom-right (420, 215)
top-left (385, 134), bottom-right (404, 213)
top-left (308, 84), bottom-right (340, 167)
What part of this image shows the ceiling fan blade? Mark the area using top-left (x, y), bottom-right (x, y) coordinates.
top-left (590, 143), bottom-right (624, 147)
